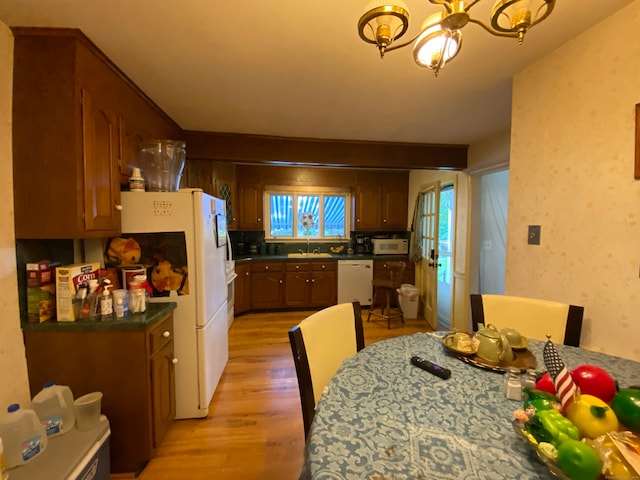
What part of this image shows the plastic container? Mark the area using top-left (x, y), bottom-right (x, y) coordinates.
top-left (73, 393), bottom-right (102, 431)
top-left (100, 287), bottom-right (113, 319)
top-left (112, 289), bottom-right (129, 318)
top-left (0, 404), bottom-right (47, 468)
top-left (30, 382), bottom-right (76, 437)
top-left (128, 167), bottom-right (145, 192)
top-left (128, 275), bottom-right (148, 313)
top-left (397, 284), bottom-right (419, 319)
top-left (137, 140), bottom-right (185, 192)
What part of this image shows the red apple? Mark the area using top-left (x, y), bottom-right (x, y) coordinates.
top-left (570, 365), bottom-right (617, 403)
top-left (536, 372), bottom-right (557, 394)
top-left (535, 366), bottom-right (617, 403)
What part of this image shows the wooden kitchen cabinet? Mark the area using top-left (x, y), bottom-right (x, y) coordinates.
top-left (309, 261), bottom-right (337, 306)
top-left (22, 308), bottom-right (176, 474)
top-left (352, 172), bottom-right (409, 231)
top-left (381, 185), bottom-right (409, 230)
top-left (234, 263), bottom-right (252, 315)
top-left (237, 183), bottom-right (264, 230)
top-left (250, 261), bottom-right (284, 309)
top-left (353, 185), bottom-right (382, 230)
top-left (216, 178), bottom-right (238, 230)
top-left (11, 28), bottom-right (181, 239)
top-left (284, 261), bottom-right (337, 308)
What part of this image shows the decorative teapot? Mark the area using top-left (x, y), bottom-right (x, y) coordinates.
top-left (475, 324), bottom-right (514, 364)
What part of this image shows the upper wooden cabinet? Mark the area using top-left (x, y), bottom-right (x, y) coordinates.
top-left (11, 28), bottom-right (181, 239)
top-left (237, 183), bottom-right (264, 230)
top-left (353, 172), bottom-right (409, 231)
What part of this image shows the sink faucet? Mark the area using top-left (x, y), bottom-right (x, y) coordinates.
top-left (313, 248), bottom-right (320, 254)
top-left (298, 249), bottom-right (304, 254)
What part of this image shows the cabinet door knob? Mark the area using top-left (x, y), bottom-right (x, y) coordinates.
top-left (172, 358), bottom-right (178, 364)
top-left (265, 265), bottom-right (269, 270)
top-left (115, 204), bottom-right (123, 211)
top-left (163, 330), bottom-right (171, 338)
top-left (279, 279), bottom-right (283, 284)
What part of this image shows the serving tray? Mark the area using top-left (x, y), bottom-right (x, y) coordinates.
top-left (442, 332), bottom-right (536, 373)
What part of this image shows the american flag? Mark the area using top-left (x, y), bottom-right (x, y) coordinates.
top-left (543, 337), bottom-right (576, 409)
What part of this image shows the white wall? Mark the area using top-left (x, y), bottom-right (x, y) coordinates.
top-left (508, 0), bottom-right (640, 360)
top-left (0, 22), bottom-right (31, 409)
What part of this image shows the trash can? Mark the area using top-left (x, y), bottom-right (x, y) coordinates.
top-left (397, 284), bottom-right (419, 319)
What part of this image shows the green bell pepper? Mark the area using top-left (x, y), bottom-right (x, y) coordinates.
top-left (523, 388), bottom-right (561, 412)
top-left (525, 409), bottom-right (580, 447)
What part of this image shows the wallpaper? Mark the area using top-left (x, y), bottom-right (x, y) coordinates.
top-left (509, 1), bottom-right (640, 361)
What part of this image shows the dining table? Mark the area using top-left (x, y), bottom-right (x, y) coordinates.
top-left (300, 331), bottom-right (640, 480)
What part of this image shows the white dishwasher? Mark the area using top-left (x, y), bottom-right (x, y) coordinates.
top-left (337, 259), bottom-right (373, 306)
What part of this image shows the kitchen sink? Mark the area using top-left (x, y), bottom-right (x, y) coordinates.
top-left (287, 253), bottom-right (333, 258)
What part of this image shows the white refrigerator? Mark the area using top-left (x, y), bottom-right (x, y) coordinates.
top-left (117, 189), bottom-right (229, 419)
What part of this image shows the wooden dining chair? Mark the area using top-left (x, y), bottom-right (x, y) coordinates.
top-left (367, 261), bottom-right (406, 329)
top-left (288, 301), bottom-right (365, 438)
top-left (469, 294), bottom-right (584, 346)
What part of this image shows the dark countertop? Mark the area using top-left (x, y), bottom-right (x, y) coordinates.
top-left (21, 302), bottom-right (177, 332)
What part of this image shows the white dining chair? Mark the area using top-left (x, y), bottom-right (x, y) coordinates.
top-left (470, 294), bottom-right (584, 346)
top-left (288, 301), bottom-right (365, 438)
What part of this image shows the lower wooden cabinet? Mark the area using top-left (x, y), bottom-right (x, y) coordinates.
top-left (250, 262), bottom-right (284, 309)
top-left (22, 310), bottom-right (176, 474)
top-left (284, 261), bottom-right (337, 308)
top-left (234, 263), bottom-right (252, 315)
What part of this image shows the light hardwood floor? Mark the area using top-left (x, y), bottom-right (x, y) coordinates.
top-left (128, 308), bottom-right (431, 480)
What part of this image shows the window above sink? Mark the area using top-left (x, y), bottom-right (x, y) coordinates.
top-left (264, 186), bottom-right (351, 241)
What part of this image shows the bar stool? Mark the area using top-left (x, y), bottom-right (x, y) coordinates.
top-left (367, 261), bottom-right (406, 329)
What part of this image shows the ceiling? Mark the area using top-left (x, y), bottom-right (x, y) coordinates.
top-left (0, 0), bottom-right (634, 147)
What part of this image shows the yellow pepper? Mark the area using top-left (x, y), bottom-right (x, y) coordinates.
top-left (565, 393), bottom-right (619, 439)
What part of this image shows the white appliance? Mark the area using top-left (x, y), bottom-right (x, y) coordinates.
top-left (371, 238), bottom-right (408, 255)
top-left (119, 189), bottom-right (229, 419)
top-left (337, 260), bottom-right (373, 306)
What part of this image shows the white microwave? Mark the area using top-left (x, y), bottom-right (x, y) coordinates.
top-left (371, 239), bottom-right (408, 255)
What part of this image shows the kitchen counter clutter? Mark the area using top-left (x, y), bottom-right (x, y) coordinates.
top-left (21, 302), bottom-right (176, 332)
top-left (22, 302), bottom-right (178, 474)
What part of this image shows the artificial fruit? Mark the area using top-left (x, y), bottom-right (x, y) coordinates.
top-left (565, 393), bottom-right (619, 439)
top-left (610, 388), bottom-right (640, 431)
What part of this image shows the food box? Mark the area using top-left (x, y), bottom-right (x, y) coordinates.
top-left (26, 260), bottom-right (59, 323)
top-left (56, 263), bottom-right (100, 322)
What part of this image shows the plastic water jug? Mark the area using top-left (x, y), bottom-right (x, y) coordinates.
top-left (0, 403), bottom-right (47, 468)
top-left (30, 381), bottom-right (76, 436)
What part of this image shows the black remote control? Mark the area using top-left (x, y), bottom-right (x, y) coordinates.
top-left (410, 356), bottom-right (451, 379)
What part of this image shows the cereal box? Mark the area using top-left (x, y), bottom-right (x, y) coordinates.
top-left (55, 263), bottom-right (100, 322)
top-left (26, 260), bottom-right (59, 323)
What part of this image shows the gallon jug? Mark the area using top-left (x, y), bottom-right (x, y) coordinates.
top-left (30, 382), bottom-right (76, 436)
top-left (0, 403), bottom-right (47, 468)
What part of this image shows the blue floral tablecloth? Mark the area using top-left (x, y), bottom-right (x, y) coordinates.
top-left (301, 332), bottom-right (640, 480)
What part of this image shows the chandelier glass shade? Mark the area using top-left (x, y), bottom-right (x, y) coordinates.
top-left (357, 0), bottom-right (555, 76)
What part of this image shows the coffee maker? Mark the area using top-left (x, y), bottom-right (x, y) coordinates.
top-left (363, 236), bottom-right (371, 253)
top-left (355, 235), bottom-right (364, 254)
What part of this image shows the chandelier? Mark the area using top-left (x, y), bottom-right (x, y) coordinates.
top-left (357, 0), bottom-right (555, 76)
